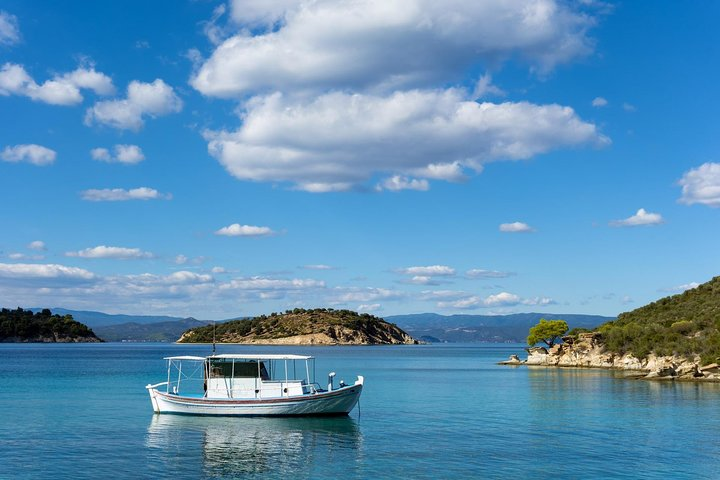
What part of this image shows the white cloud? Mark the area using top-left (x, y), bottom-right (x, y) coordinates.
top-left (301, 264), bottom-right (334, 270)
top-left (472, 74), bottom-right (505, 99)
top-left (90, 148), bottom-right (111, 161)
top-left (661, 282), bottom-right (700, 293)
top-left (80, 187), bottom-right (171, 201)
top-left (0, 11), bottom-right (20, 45)
top-left (377, 176), bottom-right (429, 192)
top-left (438, 291), bottom-right (521, 309)
top-left (610, 208), bottom-right (664, 227)
top-left (522, 296), bottom-right (556, 306)
top-left (499, 222), bottom-right (534, 233)
top-left (206, 89), bottom-right (607, 192)
top-left (211, 266), bottom-right (227, 274)
top-left (1, 144), bottom-right (56, 166)
top-left (203, 4), bottom-right (230, 46)
top-left (419, 290), bottom-right (469, 300)
top-left (397, 265), bottom-right (456, 276)
top-left (174, 255), bottom-right (188, 265)
top-left (678, 162), bottom-right (720, 208)
top-left (27, 240), bottom-right (46, 251)
top-left (357, 303), bottom-right (381, 312)
top-left (65, 246), bottom-right (154, 259)
top-left (591, 96), bottom-right (607, 107)
top-left (402, 275), bottom-right (444, 286)
top-left (332, 287), bottom-right (404, 303)
top-left (193, 0), bottom-right (596, 97)
top-left (215, 224), bottom-right (275, 237)
top-left (0, 63), bottom-right (114, 105)
top-left (91, 144), bottom-right (145, 164)
top-left (85, 79), bottom-right (182, 130)
top-left (466, 269), bottom-right (514, 279)
top-left (220, 277), bottom-right (324, 292)
top-left (7, 253), bottom-right (43, 261)
top-left (0, 262), bottom-right (96, 284)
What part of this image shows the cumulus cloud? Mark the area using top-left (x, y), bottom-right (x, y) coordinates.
top-left (65, 246), bottom-right (154, 259)
top-left (678, 163), bottom-right (720, 208)
top-left (80, 187), bottom-right (171, 201)
top-left (0, 63), bottom-right (114, 105)
top-left (27, 240), bottom-right (46, 251)
top-left (591, 96), bottom-right (607, 107)
top-left (1, 144), bottom-right (56, 166)
top-left (357, 303), bottom-right (381, 312)
top-left (85, 79), bottom-right (182, 130)
top-left (377, 176), bottom-right (429, 192)
top-left (397, 265), bottom-right (456, 276)
top-left (466, 269), bottom-right (514, 279)
top-left (610, 208), bottom-right (664, 227)
top-left (522, 296), bottom-right (557, 306)
top-left (193, 0), bottom-right (596, 97)
top-left (91, 144), bottom-right (145, 164)
top-left (438, 291), bottom-right (521, 309)
top-left (206, 89), bottom-right (607, 192)
top-left (0, 262), bottom-right (96, 286)
top-left (215, 224), bottom-right (276, 237)
top-left (0, 11), bottom-right (20, 45)
top-left (331, 287), bottom-right (404, 303)
top-left (499, 222), bottom-right (534, 233)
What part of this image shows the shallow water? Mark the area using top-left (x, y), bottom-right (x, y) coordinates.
top-left (0, 343), bottom-right (718, 479)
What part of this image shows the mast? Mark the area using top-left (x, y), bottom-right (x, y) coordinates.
top-left (212, 320), bottom-right (216, 355)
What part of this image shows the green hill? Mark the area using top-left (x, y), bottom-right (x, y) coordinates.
top-left (593, 276), bottom-right (720, 363)
top-left (0, 308), bottom-right (102, 343)
top-left (179, 308), bottom-right (417, 345)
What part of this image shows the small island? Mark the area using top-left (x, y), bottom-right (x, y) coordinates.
top-left (502, 276), bottom-right (720, 381)
top-left (0, 308), bottom-right (102, 343)
top-left (178, 308), bottom-right (418, 345)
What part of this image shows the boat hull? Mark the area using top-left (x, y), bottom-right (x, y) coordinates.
top-left (147, 382), bottom-right (363, 416)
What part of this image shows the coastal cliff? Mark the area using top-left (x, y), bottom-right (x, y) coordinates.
top-left (502, 332), bottom-right (720, 380)
top-left (501, 276), bottom-right (720, 381)
top-left (178, 308), bottom-right (418, 345)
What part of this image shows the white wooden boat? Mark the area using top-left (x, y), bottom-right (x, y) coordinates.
top-left (146, 354), bottom-right (363, 416)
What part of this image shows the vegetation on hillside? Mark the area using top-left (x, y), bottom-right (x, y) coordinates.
top-left (0, 308), bottom-right (101, 342)
top-left (179, 308), bottom-right (415, 344)
top-left (574, 277), bottom-right (720, 364)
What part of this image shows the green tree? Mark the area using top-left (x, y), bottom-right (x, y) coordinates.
top-left (527, 319), bottom-right (569, 347)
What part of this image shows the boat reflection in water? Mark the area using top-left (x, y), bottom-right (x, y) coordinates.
top-left (146, 414), bottom-right (363, 477)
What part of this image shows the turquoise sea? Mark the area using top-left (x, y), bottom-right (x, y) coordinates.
top-left (1, 343), bottom-right (719, 479)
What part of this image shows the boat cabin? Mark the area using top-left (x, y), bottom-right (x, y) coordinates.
top-left (163, 354), bottom-right (320, 400)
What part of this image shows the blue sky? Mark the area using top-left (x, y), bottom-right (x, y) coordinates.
top-left (1, 1), bottom-right (718, 319)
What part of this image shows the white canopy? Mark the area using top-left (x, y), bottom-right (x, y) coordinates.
top-left (163, 354), bottom-right (313, 361)
top-left (210, 354), bottom-right (313, 360)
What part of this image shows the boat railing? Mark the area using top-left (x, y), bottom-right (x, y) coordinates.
top-left (146, 381), bottom-right (168, 390)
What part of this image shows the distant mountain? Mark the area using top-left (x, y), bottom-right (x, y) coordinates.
top-left (30, 308), bottom-right (188, 328)
top-left (21, 308), bottom-right (613, 343)
top-left (386, 312), bottom-right (614, 343)
top-left (94, 318), bottom-right (211, 342)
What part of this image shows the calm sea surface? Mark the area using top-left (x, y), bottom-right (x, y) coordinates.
top-left (1, 343), bottom-right (719, 479)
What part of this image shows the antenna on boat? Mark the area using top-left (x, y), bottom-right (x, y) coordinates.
top-left (212, 320), bottom-right (216, 355)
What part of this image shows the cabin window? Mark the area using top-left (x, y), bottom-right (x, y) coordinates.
top-left (208, 360), bottom-right (264, 378)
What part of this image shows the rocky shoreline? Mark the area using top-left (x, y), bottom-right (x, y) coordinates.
top-left (500, 332), bottom-right (720, 382)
